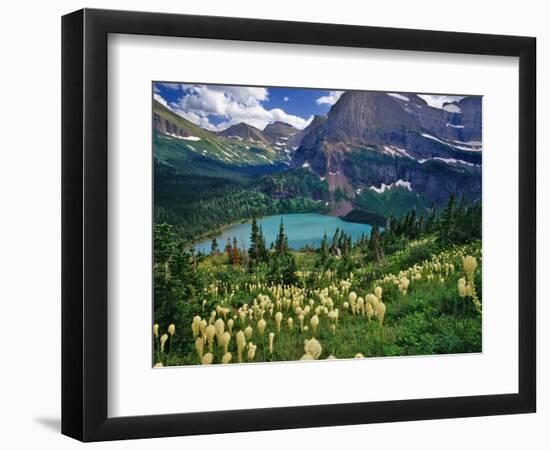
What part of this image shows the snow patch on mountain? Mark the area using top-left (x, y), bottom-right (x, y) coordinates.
top-left (443, 103), bottom-right (461, 113)
top-left (369, 179), bottom-right (412, 194)
top-left (421, 133), bottom-right (482, 152)
top-left (419, 157), bottom-right (479, 167)
top-left (387, 93), bottom-right (409, 102)
top-left (383, 145), bottom-right (415, 159)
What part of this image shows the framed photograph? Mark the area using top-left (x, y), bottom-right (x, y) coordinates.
top-left (62, 8), bottom-right (536, 442)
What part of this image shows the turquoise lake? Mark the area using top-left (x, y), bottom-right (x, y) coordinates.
top-left (194, 213), bottom-right (374, 254)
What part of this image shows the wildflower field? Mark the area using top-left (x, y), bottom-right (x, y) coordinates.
top-left (153, 196), bottom-right (482, 366)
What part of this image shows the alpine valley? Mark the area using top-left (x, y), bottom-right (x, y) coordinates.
top-left (153, 90), bottom-right (481, 244)
top-left (152, 86), bottom-right (483, 367)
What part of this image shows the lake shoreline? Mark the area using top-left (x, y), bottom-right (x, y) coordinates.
top-left (193, 212), bottom-right (375, 254)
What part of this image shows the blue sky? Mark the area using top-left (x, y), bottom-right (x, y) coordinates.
top-left (153, 82), bottom-right (466, 132)
top-left (153, 82), bottom-right (340, 131)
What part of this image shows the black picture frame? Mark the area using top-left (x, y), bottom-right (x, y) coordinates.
top-left (62, 8), bottom-right (536, 442)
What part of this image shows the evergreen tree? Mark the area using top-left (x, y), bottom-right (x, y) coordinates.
top-left (338, 230), bottom-right (347, 251)
top-left (331, 227), bottom-right (341, 251)
top-left (425, 203), bottom-right (437, 233)
top-left (249, 218), bottom-right (260, 257)
top-left (368, 226), bottom-right (384, 262)
top-left (408, 208), bottom-right (417, 238)
top-left (438, 194), bottom-right (456, 244)
top-left (275, 218), bottom-right (289, 256)
top-left (338, 251), bottom-right (354, 277)
top-left (258, 225), bottom-right (268, 262)
top-left (248, 218), bottom-right (261, 269)
top-left (267, 255), bottom-right (282, 284)
top-left (317, 231), bottom-right (330, 268)
top-left (210, 237), bottom-right (219, 255)
top-left (360, 233), bottom-right (370, 263)
top-left (231, 237), bottom-right (242, 266)
top-left (224, 238), bottom-right (232, 254)
top-left (282, 254), bottom-right (299, 285)
top-left (153, 223), bottom-right (199, 329)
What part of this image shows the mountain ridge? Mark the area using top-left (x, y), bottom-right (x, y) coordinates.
top-left (290, 91), bottom-right (482, 205)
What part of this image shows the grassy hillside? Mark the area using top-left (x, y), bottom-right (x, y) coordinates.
top-left (154, 101), bottom-right (287, 167)
top-left (153, 215), bottom-right (482, 366)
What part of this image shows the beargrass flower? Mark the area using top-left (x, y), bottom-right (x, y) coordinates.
top-left (310, 314), bottom-right (319, 334)
top-left (202, 353), bottom-right (213, 365)
top-left (153, 323), bottom-right (159, 337)
top-left (357, 297), bottom-right (365, 315)
top-left (304, 338), bottom-right (322, 359)
top-left (236, 330), bottom-right (246, 362)
top-left (168, 324), bottom-right (175, 336)
top-left (247, 346), bottom-right (256, 361)
top-left (257, 318), bottom-right (267, 335)
top-left (214, 318), bottom-right (225, 340)
top-left (191, 316), bottom-right (201, 338)
top-left (220, 331), bottom-right (231, 354)
top-left (375, 302), bottom-right (386, 326)
top-left (298, 314), bottom-right (305, 332)
top-left (205, 325), bottom-right (216, 351)
top-left (457, 277), bottom-right (467, 297)
top-left (269, 332), bottom-right (275, 353)
top-left (463, 255), bottom-right (478, 280)
top-left (160, 334), bottom-right (168, 352)
top-left (366, 303), bottom-right (374, 321)
top-left (275, 311), bottom-right (283, 331)
top-left (195, 337), bottom-right (204, 359)
top-left (366, 293), bottom-right (378, 307)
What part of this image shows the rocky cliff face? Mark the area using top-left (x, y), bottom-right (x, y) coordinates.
top-left (291, 91), bottom-right (482, 205)
top-left (153, 113), bottom-right (191, 138)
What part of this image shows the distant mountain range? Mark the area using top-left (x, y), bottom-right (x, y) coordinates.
top-left (153, 90), bottom-right (482, 215)
top-left (153, 100), bottom-right (292, 166)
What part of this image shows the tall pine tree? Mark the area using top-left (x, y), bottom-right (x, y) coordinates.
top-left (210, 237), bottom-right (219, 255)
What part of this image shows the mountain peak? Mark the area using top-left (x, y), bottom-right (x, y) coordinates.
top-left (265, 121), bottom-right (295, 129)
top-left (217, 122), bottom-right (271, 144)
top-left (223, 122), bottom-right (262, 132)
top-left (263, 121), bottom-right (299, 144)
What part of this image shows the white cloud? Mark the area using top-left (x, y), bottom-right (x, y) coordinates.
top-left (283, 96), bottom-right (290, 102)
top-left (153, 93), bottom-right (168, 108)
top-left (167, 85), bottom-right (313, 131)
top-left (316, 90), bottom-right (344, 106)
top-left (417, 94), bottom-right (466, 110)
